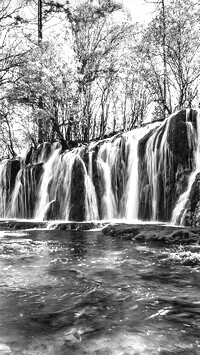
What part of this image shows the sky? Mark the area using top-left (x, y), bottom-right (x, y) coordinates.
top-left (122, 0), bottom-right (155, 23)
top-left (68, 0), bottom-right (155, 23)
top-left (11, 0), bottom-right (155, 24)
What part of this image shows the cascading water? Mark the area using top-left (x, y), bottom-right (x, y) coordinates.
top-left (34, 145), bottom-right (99, 221)
top-left (123, 125), bottom-right (159, 220)
top-left (96, 139), bottom-right (119, 219)
top-left (84, 149), bottom-right (99, 221)
top-left (1, 108), bottom-right (199, 224)
top-left (171, 110), bottom-right (200, 225)
top-left (124, 135), bottom-right (139, 220)
top-left (145, 115), bottom-right (175, 221)
top-left (8, 169), bottom-right (23, 218)
top-left (35, 147), bottom-right (61, 220)
top-left (0, 122), bottom-right (172, 222)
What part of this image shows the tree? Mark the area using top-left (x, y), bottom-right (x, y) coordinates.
top-left (7, 35), bottom-right (79, 146)
top-left (138, 0), bottom-right (200, 118)
top-left (67, 0), bottom-right (131, 141)
top-left (165, 0), bottom-right (200, 109)
top-left (0, 1), bottom-right (29, 95)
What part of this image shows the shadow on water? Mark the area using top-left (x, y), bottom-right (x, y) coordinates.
top-left (0, 229), bottom-right (200, 354)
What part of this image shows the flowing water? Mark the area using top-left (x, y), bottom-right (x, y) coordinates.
top-left (0, 122), bottom-right (163, 222)
top-left (171, 110), bottom-right (200, 224)
top-left (0, 226), bottom-right (200, 354)
top-left (1, 109), bottom-right (200, 225)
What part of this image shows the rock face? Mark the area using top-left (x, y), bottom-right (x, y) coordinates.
top-left (138, 110), bottom-right (197, 222)
top-left (0, 159), bottom-right (21, 216)
top-left (69, 157), bottom-right (86, 221)
top-left (180, 173), bottom-right (200, 226)
top-left (0, 109), bottom-right (200, 225)
top-left (0, 219), bottom-right (105, 231)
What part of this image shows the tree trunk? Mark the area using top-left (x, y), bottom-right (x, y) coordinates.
top-left (38, 0), bottom-right (43, 144)
top-left (161, 0), bottom-right (167, 120)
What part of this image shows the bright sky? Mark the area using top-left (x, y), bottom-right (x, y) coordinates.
top-left (122, 0), bottom-right (155, 23)
top-left (11, 0), bottom-right (155, 24)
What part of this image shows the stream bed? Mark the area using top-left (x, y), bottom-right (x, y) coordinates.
top-left (0, 227), bottom-right (200, 354)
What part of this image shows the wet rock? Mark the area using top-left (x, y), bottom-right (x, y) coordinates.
top-left (167, 110), bottom-right (191, 165)
top-left (91, 144), bottom-right (105, 219)
top-left (51, 221), bottom-right (104, 230)
top-left (31, 142), bottom-right (52, 164)
top-left (138, 109), bottom-right (196, 222)
top-left (45, 200), bottom-right (60, 220)
top-left (25, 146), bottom-right (34, 165)
top-left (103, 224), bottom-right (141, 238)
top-left (0, 220), bottom-right (47, 229)
top-left (69, 157), bottom-right (86, 221)
top-left (64, 332), bottom-right (80, 345)
top-left (9, 159), bottom-right (21, 191)
top-left (0, 159), bottom-right (21, 216)
top-left (0, 219), bottom-right (105, 231)
top-left (180, 173), bottom-right (200, 226)
top-left (165, 230), bottom-right (199, 244)
top-left (175, 167), bottom-right (191, 199)
top-left (102, 223), bottom-right (200, 245)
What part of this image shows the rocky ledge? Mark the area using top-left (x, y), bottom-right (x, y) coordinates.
top-left (1, 220), bottom-right (200, 245)
top-left (0, 219), bottom-right (105, 231)
top-left (102, 223), bottom-right (200, 244)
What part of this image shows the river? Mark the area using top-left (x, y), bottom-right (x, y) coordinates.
top-left (0, 227), bottom-right (199, 354)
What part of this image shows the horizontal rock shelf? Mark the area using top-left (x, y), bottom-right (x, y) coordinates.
top-left (102, 223), bottom-right (200, 244)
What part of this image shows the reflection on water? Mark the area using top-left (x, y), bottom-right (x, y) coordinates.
top-left (0, 229), bottom-right (199, 354)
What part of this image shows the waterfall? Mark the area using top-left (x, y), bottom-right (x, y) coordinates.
top-left (171, 110), bottom-right (200, 224)
top-left (34, 145), bottom-right (99, 221)
top-left (62, 151), bottom-right (82, 220)
top-left (85, 150), bottom-right (99, 221)
top-left (94, 123), bottom-right (160, 221)
top-left (124, 135), bottom-right (139, 220)
top-left (123, 125), bottom-right (157, 220)
top-left (0, 123), bottom-right (165, 222)
top-left (144, 114), bottom-right (177, 221)
top-left (96, 139), bottom-right (119, 219)
top-left (8, 169), bottom-right (23, 218)
top-left (35, 147), bottom-right (61, 220)
top-left (1, 109), bottom-right (199, 224)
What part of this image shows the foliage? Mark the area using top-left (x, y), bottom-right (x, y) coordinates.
top-left (1, 0), bottom-right (200, 157)
top-left (138, 0), bottom-right (200, 118)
